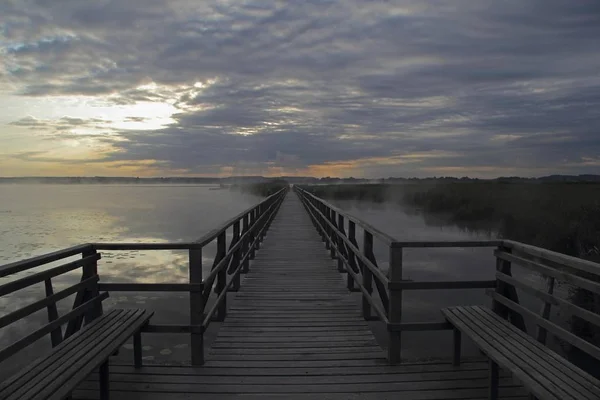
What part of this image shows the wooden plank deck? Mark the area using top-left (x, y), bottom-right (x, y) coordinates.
top-left (74, 193), bottom-right (527, 399)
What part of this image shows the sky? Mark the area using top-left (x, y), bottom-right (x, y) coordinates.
top-left (1, 0), bottom-right (599, 178)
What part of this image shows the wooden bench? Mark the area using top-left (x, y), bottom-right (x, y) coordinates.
top-left (441, 241), bottom-right (600, 400)
top-left (0, 307), bottom-right (152, 400)
top-left (443, 305), bottom-right (600, 400)
top-left (0, 250), bottom-right (153, 400)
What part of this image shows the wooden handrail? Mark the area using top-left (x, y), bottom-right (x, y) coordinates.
top-left (502, 239), bottom-right (600, 276)
top-left (0, 244), bottom-right (93, 278)
top-left (295, 186), bottom-right (399, 245)
top-left (194, 187), bottom-right (287, 246)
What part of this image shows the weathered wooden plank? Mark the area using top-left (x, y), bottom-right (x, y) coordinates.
top-left (76, 376), bottom-right (521, 394)
top-left (209, 346), bottom-right (382, 355)
top-left (207, 352), bottom-right (385, 361)
top-left (85, 368), bottom-right (508, 385)
top-left (74, 389), bottom-right (529, 400)
top-left (98, 283), bottom-right (203, 292)
top-left (390, 280), bottom-right (496, 290)
top-left (210, 341), bottom-right (380, 349)
top-left (105, 360), bottom-right (492, 376)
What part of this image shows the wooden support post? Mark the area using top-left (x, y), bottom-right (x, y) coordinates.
top-left (346, 221), bottom-right (360, 293)
top-left (249, 210), bottom-right (256, 259)
top-left (215, 232), bottom-right (227, 321)
top-left (489, 359), bottom-right (499, 400)
top-left (318, 202), bottom-right (326, 242)
top-left (493, 246), bottom-right (527, 332)
top-left (44, 278), bottom-right (62, 347)
top-left (254, 208), bottom-right (262, 250)
top-left (189, 247), bottom-right (204, 365)
top-left (388, 244), bottom-right (403, 364)
top-left (536, 276), bottom-right (555, 344)
top-left (65, 248), bottom-right (101, 339)
top-left (329, 210), bottom-right (337, 259)
top-left (242, 215), bottom-right (250, 273)
top-left (84, 248), bottom-right (102, 321)
top-left (362, 231), bottom-right (374, 320)
top-left (324, 207), bottom-right (331, 251)
top-left (134, 330), bottom-right (142, 368)
top-left (453, 328), bottom-right (461, 366)
top-left (99, 360), bottom-right (109, 400)
top-left (230, 221), bottom-right (241, 292)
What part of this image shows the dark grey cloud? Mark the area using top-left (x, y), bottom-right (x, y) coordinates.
top-left (2, 0), bottom-right (600, 176)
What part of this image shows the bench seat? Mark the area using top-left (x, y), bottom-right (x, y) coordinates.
top-left (442, 305), bottom-right (600, 400)
top-left (0, 308), bottom-right (153, 400)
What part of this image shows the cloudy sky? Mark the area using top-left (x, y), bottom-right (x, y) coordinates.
top-left (1, 1), bottom-right (599, 178)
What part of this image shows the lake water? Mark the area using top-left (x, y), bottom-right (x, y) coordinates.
top-left (0, 185), bottom-right (558, 374)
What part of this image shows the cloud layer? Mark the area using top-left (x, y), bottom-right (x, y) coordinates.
top-left (1, 0), bottom-right (599, 177)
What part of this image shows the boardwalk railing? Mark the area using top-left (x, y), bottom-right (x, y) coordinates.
top-left (0, 187), bottom-right (287, 367)
top-left (294, 186), bottom-right (600, 364)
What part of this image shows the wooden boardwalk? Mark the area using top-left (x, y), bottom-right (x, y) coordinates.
top-left (72, 193), bottom-right (528, 399)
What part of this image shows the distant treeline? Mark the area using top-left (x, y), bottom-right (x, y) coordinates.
top-left (2, 174), bottom-right (599, 185)
top-left (230, 180), bottom-right (289, 197)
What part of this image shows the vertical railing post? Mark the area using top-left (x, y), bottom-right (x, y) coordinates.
top-left (317, 201), bottom-right (326, 243)
top-left (249, 209), bottom-right (256, 259)
top-left (230, 220), bottom-right (241, 292)
top-left (215, 232), bottom-right (227, 321)
top-left (84, 247), bottom-right (102, 321)
top-left (189, 246), bottom-right (204, 365)
top-left (388, 243), bottom-right (403, 364)
top-left (493, 245), bottom-right (526, 331)
top-left (44, 278), bottom-right (62, 347)
top-left (324, 206), bottom-right (331, 251)
top-left (329, 210), bottom-right (337, 259)
top-left (242, 214), bottom-right (250, 273)
top-left (336, 214), bottom-right (346, 273)
top-left (537, 276), bottom-right (555, 344)
top-left (344, 218), bottom-right (356, 291)
top-left (362, 231), bottom-right (374, 320)
top-left (255, 207), bottom-right (262, 250)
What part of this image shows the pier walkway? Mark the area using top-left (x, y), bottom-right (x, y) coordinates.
top-left (2, 187), bottom-right (599, 399)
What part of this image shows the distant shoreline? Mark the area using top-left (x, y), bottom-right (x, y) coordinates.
top-left (1, 174), bottom-right (599, 185)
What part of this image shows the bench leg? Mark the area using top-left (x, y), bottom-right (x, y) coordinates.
top-left (489, 359), bottom-right (499, 400)
top-left (100, 360), bottom-right (110, 400)
top-left (453, 328), bottom-right (461, 366)
top-left (134, 330), bottom-right (142, 368)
